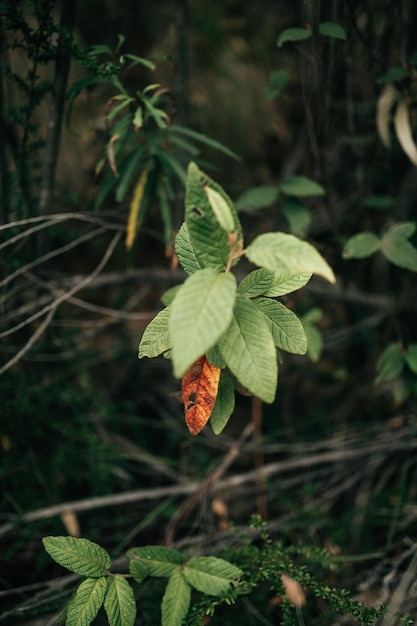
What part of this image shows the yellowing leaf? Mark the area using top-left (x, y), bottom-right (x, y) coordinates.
top-left (126, 168), bottom-right (149, 250)
top-left (376, 84), bottom-right (397, 148)
top-left (394, 100), bottom-right (417, 166)
top-left (182, 355), bottom-right (221, 435)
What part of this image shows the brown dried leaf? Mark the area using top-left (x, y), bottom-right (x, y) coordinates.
top-left (281, 574), bottom-right (306, 607)
top-left (182, 355), bottom-right (221, 435)
top-left (60, 510), bottom-right (80, 537)
top-left (394, 100), bottom-right (417, 166)
top-left (376, 84), bottom-right (397, 148)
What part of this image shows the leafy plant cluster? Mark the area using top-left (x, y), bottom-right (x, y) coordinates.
top-left (43, 518), bottom-right (399, 626)
top-left (139, 162), bottom-right (335, 435)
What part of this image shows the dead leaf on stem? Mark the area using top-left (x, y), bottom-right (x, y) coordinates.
top-left (182, 355), bottom-right (221, 435)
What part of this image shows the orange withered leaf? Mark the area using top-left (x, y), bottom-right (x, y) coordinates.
top-left (182, 355), bottom-right (221, 435)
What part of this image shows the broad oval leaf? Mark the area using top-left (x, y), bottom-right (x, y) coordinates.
top-left (280, 176), bottom-right (325, 197)
top-left (170, 269), bottom-right (237, 378)
top-left (161, 568), bottom-right (191, 626)
top-left (277, 27), bottom-right (311, 47)
top-left (235, 186), bottom-right (279, 212)
top-left (238, 269), bottom-right (311, 298)
top-left (282, 197), bottom-right (311, 237)
top-left (42, 537), bottom-right (111, 577)
top-left (138, 305), bottom-right (171, 359)
top-left (376, 343), bottom-right (404, 382)
top-left (66, 577), bottom-right (107, 626)
top-left (185, 163), bottom-right (243, 271)
top-left (254, 298), bottom-right (307, 355)
top-left (342, 232), bottom-right (381, 259)
top-left (318, 22), bottom-right (346, 40)
top-left (246, 232), bottom-right (335, 284)
top-left (204, 186), bottom-right (235, 232)
top-left (174, 223), bottom-right (203, 275)
top-left (182, 356), bottom-right (221, 435)
top-left (265, 273), bottom-right (312, 296)
top-left (183, 556), bottom-right (242, 596)
top-left (404, 344), bottom-right (417, 375)
top-left (127, 546), bottom-right (184, 578)
top-left (210, 370), bottom-right (236, 435)
top-left (380, 222), bottom-right (417, 271)
top-left (217, 295), bottom-right (277, 403)
top-left (104, 576), bottom-right (136, 626)
top-left (394, 100), bottom-right (417, 166)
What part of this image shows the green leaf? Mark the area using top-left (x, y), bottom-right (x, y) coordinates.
top-left (342, 232), bottom-right (381, 259)
top-left (303, 323), bottom-right (323, 362)
top-left (280, 176), bottom-right (325, 197)
top-left (161, 286), bottom-right (181, 307)
top-left (206, 344), bottom-right (226, 368)
top-left (66, 577), bottom-right (107, 626)
top-left (264, 273), bottom-right (312, 296)
top-left (246, 232), bottom-right (335, 283)
top-left (377, 66), bottom-right (409, 84)
top-left (363, 195), bottom-right (394, 211)
top-left (302, 307), bottom-right (323, 325)
top-left (183, 557), bottom-right (242, 596)
top-left (404, 344), bottom-right (417, 375)
top-left (169, 269), bottom-right (237, 378)
top-left (376, 343), bottom-right (404, 382)
top-left (185, 163), bottom-right (243, 271)
top-left (127, 546), bottom-right (184, 578)
top-left (210, 370), bottom-right (235, 434)
top-left (205, 186), bottom-right (235, 232)
top-left (318, 22), bottom-right (347, 40)
top-left (161, 568), bottom-right (191, 626)
top-left (235, 186), bottom-right (279, 212)
top-left (277, 27), bottom-right (312, 47)
top-left (138, 305), bottom-right (171, 359)
top-left (254, 298), bottom-right (307, 355)
top-left (42, 537), bottom-right (111, 577)
top-left (170, 126), bottom-right (240, 161)
top-left (381, 222), bottom-right (417, 271)
top-left (282, 197), bottom-right (311, 237)
top-left (174, 223), bottom-right (203, 275)
top-left (104, 576), bottom-right (136, 626)
top-left (115, 149), bottom-right (145, 202)
top-left (217, 295), bottom-right (277, 403)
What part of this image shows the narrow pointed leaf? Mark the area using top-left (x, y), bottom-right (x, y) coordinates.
top-left (183, 557), bottom-right (242, 596)
top-left (127, 546), bottom-right (184, 578)
top-left (217, 295), bottom-right (277, 403)
top-left (205, 186), bottom-right (235, 232)
top-left (66, 577), bottom-right (107, 626)
top-left (161, 568), bottom-right (191, 626)
top-left (404, 344), bottom-right (417, 375)
top-left (170, 268), bottom-right (237, 378)
top-left (174, 222), bottom-right (203, 275)
top-left (210, 370), bottom-right (235, 434)
top-left (376, 84), bottom-right (397, 148)
top-left (138, 305), bottom-right (171, 359)
top-left (246, 232), bottom-right (335, 283)
top-left (182, 356), bottom-right (221, 435)
top-left (42, 537), bottom-right (110, 577)
top-left (277, 27), bottom-right (311, 47)
top-left (394, 100), bottom-right (417, 166)
top-left (342, 232), bottom-right (381, 259)
top-left (104, 576), bottom-right (136, 626)
top-left (381, 222), bottom-right (417, 271)
top-left (280, 176), bottom-right (325, 197)
top-left (254, 298), bottom-right (307, 355)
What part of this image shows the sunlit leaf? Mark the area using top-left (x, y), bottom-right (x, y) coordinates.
top-left (66, 577), bottom-right (107, 626)
top-left (174, 223), bottom-right (203, 275)
top-left (217, 295), bottom-right (277, 403)
top-left (182, 356), bottom-right (221, 435)
top-left (280, 176), bottom-right (325, 197)
top-left (394, 100), bottom-right (417, 166)
top-left (42, 537), bottom-right (110, 578)
top-left (209, 370), bottom-right (235, 434)
top-left (277, 27), bottom-right (312, 47)
top-left (104, 576), bottom-right (136, 626)
top-left (161, 568), bottom-right (191, 626)
top-left (342, 232), bottom-right (381, 259)
top-left (246, 232), bottom-right (335, 283)
top-left (183, 557), bottom-right (242, 596)
top-left (204, 186), bottom-right (235, 232)
top-left (138, 305), bottom-right (171, 359)
top-left (170, 269), bottom-right (237, 378)
top-left (126, 168), bottom-right (150, 250)
top-left (254, 298), bottom-right (307, 355)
